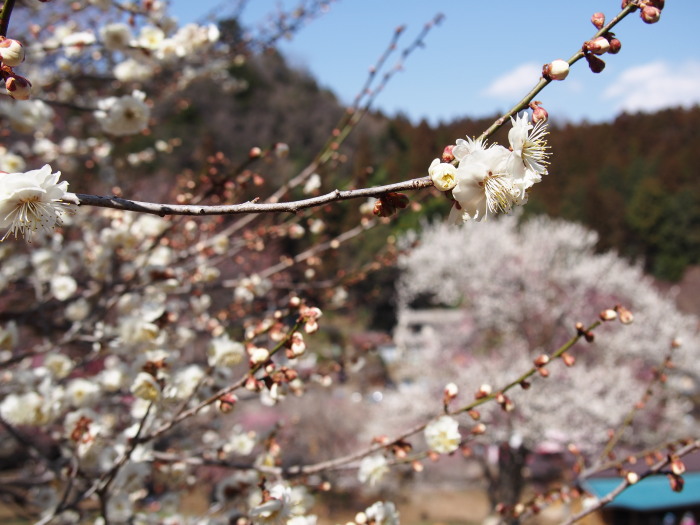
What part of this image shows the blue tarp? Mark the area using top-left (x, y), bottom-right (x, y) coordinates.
top-left (585, 473), bottom-right (700, 511)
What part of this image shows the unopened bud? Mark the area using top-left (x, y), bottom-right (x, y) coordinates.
top-left (538, 367), bottom-right (550, 378)
top-left (543, 59), bottom-right (570, 81)
top-left (641, 6), bottom-right (661, 23)
top-left (245, 376), bottom-right (261, 391)
top-left (217, 393), bottom-right (238, 413)
top-left (0, 37), bottom-right (25, 67)
top-left (471, 423), bottom-right (487, 435)
top-left (591, 12), bottom-right (605, 29)
top-left (562, 352), bottom-right (576, 367)
top-left (443, 382), bottom-right (458, 404)
top-left (288, 296), bottom-right (301, 308)
top-left (249, 146), bottom-right (262, 159)
top-left (468, 409), bottom-right (480, 420)
top-left (670, 457), bottom-right (686, 475)
top-left (531, 103), bottom-right (548, 123)
top-left (668, 473), bottom-right (684, 492)
top-left (608, 37), bottom-right (622, 54)
top-left (411, 459), bottom-right (424, 472)
top-left (585, 37), bottom-right (610, 55)
top-left (534, 354), bottom-right (550, 367)
top-left (626, 471), bottom-right (639, 485)
top-left (5, 74), bottom-right (31, 100)
top-left (249, 347), bottom-right (270, 366)
top-left (273, 142), bottom-right (289, 158)
top-left (584, 331), bottom-right (595, 343)
top-left (600, 309), bottom-right (618, 321)
top-left (585, 53), bottom-right (606, 73)
top-left (475, 384), bottom-right (492, 399)
top-left (615, 305), bottom-right (634, 324)
top-left (441, 145), bottom-right (455, 163)
top-left (621, 0), bottom-right (637, 9)
top-left (520, 380), bottom-right (531, 389)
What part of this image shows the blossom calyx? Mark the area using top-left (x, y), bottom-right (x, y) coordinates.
top-left (543, 59), bottom-right (569, 81)
top-left (373, 192), bottom-right (409, 217)
top-left (0, 37), bottom-right (25, 67)
top-left (5, 74), bottom-right (31, 100)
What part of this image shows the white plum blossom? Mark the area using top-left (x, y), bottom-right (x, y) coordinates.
top-left (424, 415), bottom-right (461, 454)
top-left (438, 115), bottom-right (549, 222)
top-left (130, 372), bottom-right (161, 401)
top-left (66, 378), bottom-right (101, 407)
top-left (208, 335), bottom-right (245, 367)
top-left (95, 90), bottom-right (150, 136)
top-left (0, 165), bottom-right (72, 241)
top-left (450, 144), bottom-right (520, 222)
top-left (0, 150), bottom-right (25, 172)
top-left (428, 158), bottom-right (457, 191)
top-left (50, 274), bottom-right (77, 300)
top-left (114, 58), bottom-right (154, 83)
top-left (364, 501), bottom-right (400, 525)
top-left (249, 484), bottom-right (293, 525)
top-left (507, 113), bottom-right (549, 180)
top-left (223, 430), bottom-right (257, 456)
top-left (0, 391), bottom-right (53, 425)
top-left (136, 26), bottom-right (165, 50)
top-left (99, 23), bottom-right (132, 51)
top-left (358, 454), bottom-right (389, 487)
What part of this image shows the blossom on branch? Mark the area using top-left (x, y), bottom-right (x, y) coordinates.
top-left (431, 113), bottom-right (549, 222)
top-left (358, 454), bottom-right (389, 486)
top-left (0, 165), bottom-right (72, 241)
top-left (424, 415), bottom-right (461, 454)
top-left (249, 484), bottom-right (293, 525)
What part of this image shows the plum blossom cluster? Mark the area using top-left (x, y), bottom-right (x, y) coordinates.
top-left (429, 113), bottom-right (549, 222)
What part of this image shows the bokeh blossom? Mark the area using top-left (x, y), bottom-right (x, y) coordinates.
top-left (424, 415), bottom-right (461, 454)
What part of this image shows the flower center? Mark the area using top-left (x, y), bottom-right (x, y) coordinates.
top-left (483, 171), bottom-right (517, 215)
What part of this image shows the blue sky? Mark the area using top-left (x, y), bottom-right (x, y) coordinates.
top-left (170, 0), bottom-right (700, 125)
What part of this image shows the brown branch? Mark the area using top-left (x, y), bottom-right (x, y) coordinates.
top-left (62, 177), bottom-right (433, 217)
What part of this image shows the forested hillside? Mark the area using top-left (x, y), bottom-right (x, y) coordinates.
top-left (65, 20), bottom-right (700, 282)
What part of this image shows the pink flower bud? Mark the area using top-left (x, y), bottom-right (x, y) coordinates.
top-left (543, 59), bottom-right (570, 81)
top-left (615, 304), bottom-right (634, 324)
top-left (584, 37), bottom-right (610, 55)
top-left (641, 6), bottom-right (661, 23)
top-left (5, 74), bottom-right (31, 100)
top-left (591, 12), bottom-right (605, 29)
top-left (217, 393), bottom-right (238, 413)
top-left (534, 354), bottom-right (550, 367)
top-left (531, 103), bottom-right (549, 123)
top-left (0, 37), bottom-right (25, 67)
top-left (585, 54), bottom-right (606, 74)
top-left (608, 37), bottom-right (622, 54)
top-left (441, 145), bottom-right (455, 163)
top-left (600, 309), bottom-right (618, 321)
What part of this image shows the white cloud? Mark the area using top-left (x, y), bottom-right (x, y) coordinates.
top-left (482, 62), bottom-right (541, 98)
top-left (604, 60), bottom-right (700, 113)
